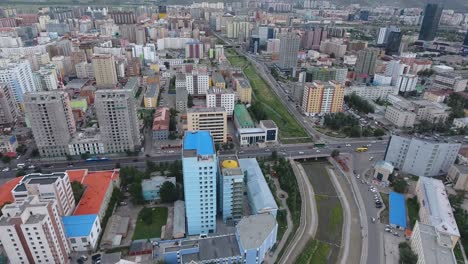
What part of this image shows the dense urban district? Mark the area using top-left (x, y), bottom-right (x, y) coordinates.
top-left (0, 1), bottom-right (467, 264)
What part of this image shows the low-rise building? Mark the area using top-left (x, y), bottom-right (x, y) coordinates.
top-left (239, 158), bottom-right (278, 217)
top-left (373, 160), bottom-right (394, 184)
top-left (411, 100), bottom-right (450, 123)
top-left (62, 214), bottom-right (101, 252)
top-left (410, 221), bottom-right (456, 264)
top-left (447, 164), bottom-right (468, 191)
top-left (235, 214), bottom-right (278, 264)
top-left (233, 78), bottom-right (252, 104)
top-left (385, 135), bottom-right (461, 177)
top-left (152, 107), bottom-right (170, 141)
top-left (0, 135), bottom-right (17, 153)
top-left (211, 72), bottom-right (226, 89)
top-left (186, 107), bottom-right (227, 143)
top-left (433, 71), bottom-right (468, 92)
top-left (142, 176), bottom-right (176, 201)
top-left (144, 84), bottom-right (159, 108)
top-left (423, 89), bottom-right (450, 103)
top-left (453, 117), bottom-right (468, 128)
top-left (234, 104), bottom-right (255, 130)
top-left (173, 200), bottom-right (186, 239)
top-left (385, 105), bottom-right (416, 128)
top-left (344, 85), bottom-right (398, 100)
top-left (68, 132), bottom-right (105, 156)
top-left (415, 177), bottom-right (460, 247)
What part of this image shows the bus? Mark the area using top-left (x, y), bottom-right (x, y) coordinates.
top-left (355, 147), bottom-right (368, 152)
top-left (314, 143), bottom-right (326, 148)
top-left (85, 157), bottom-right (110, 162)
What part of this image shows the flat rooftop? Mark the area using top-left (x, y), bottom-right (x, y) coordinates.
top-left (187, 107), bottom-right (226, 113)
top-left (236, 214), bottom-right (276, 249)
top-left (416, 223), bottom-right (457, 264)
top-left (181, 235), bottom-right (241, 263)
top-left (183, 131), bottom-right (215, 156)
top-left (260, 120), bottom-right (277, 129)
top-left (418, 177), bottom-right (460, 237)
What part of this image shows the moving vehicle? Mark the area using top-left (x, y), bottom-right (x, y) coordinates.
top-left (369, 156), bottom-right (374, 161)
top-left (355, 147), bottom-right (368, 152)
top-left (85, 157), bottom-right (109, 162)
top-left (314, 143), bottom-right (326, 148)
top-left (298, 151), bottom-right (304, 154)
top-left (371, 217), bottom-right (376, 223)
top-left (17, 163), bottom-right (25, 169)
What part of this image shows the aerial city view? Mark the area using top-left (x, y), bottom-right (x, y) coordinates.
top-left (0, 0), bottom-right (467, 263)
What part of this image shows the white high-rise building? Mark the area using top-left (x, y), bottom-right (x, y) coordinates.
top-left (206, 88), bottom-right (235, 116)
top-left (0, 59), bottom-right (36, 105)
top-left (186, 70), bottom-right (209, 95)
top-left (396, 74), bottom-right (418, 93)
top-left (33, 67), bottom-right (59, 91)
top-left (95, 88), bottom-right (141, 153)
top-left (75, 61), bottom-right (94, 79)
top-left (278, 32), bottom-right (300, 70)
top-left (0, 196), bottom-right (71, 264)
top-left (385, 60), bottom-right (410, 85)
top-left (182, 131), bottom-right (218, 235)
top-left (24, 90), bottom-right (76, 157)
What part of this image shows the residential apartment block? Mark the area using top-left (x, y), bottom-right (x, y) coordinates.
top-left (182, 131), bottom-right (218, 235)
top-left (24, 90), bottom-right (76, 157)
top-left (344, 85), bottom-right (398, 100)
top-left (415, 177), bottom-right (460, 247)
top-left (432, 71), bottom-right (468, 92)
top-left (218, 156), bottom-right (244, 223)
top-left (384, 135), bottom-right (461, 177)
top-left (92, 54), bottom-right (117, 88)
top-left (12, 172), bottom-right (75, 216)
top-left (95, 88), bottom-right (141, 153)
top-left (0, 83), bottom-right (19, 125)
top-left (301, 81), bottom-right (344, 116)
top-left (0, 58), bottom-right (36, 104)
top-left (187, 107), bottom-right (227, 143)
top-left (206, 88), bottom-right (235, 116)
top-left (233, 78), bottom-right (252, 104)
top-left (186, 69), bottom-right (209, 95)
top-left (0, 196), bottom-right (71, 264)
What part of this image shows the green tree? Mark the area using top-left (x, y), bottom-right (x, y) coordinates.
top-left (146, 160), bottom-right (158, 173)
top-left (16, 145), bottom-right (27, 155)
top-left (169, 161), bottom-right (183, 183)
top-left (1, 156), bottom-right (11, 163)
top-left (159, 181), bottom-right (178, 203)
top-left (398, 242), bottom-right (417, 264)
top-left (187, 94), bottom-right (194, 108)
top-left (391, 178), bottom-right (408, 193)
top-left (249, 101), bottom-right (267, 121)
top-left (129, 179), bottom-right (144, 204)
top-left (331, 149), bottom-right (340, 158)
top-left (71, 181), bottom-right (86, 205)
top-left (80, 153), bottom-right (90, 160)
top-left (31, 149), bottom-right (39, 157)
top-left (344, 93), bottom-right (374, 114)
top-left (169, 108), bottom-right (178, 131)
top-left (373, 128), bottom-right (385, 137)
top-left (16, 169), bottom-right (25, 177)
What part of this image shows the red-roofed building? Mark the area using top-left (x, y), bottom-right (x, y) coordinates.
top-left (68, 169), bottom-right (120, 220)
top-left (152, 107), bottom-right (170, 141)
top-left (0, 177), bottom-right (22, 207)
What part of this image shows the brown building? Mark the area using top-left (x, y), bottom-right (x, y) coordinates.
top-left (301, 81), bottom-right (344, 116)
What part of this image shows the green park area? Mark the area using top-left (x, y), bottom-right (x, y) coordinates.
top-left (226, 49), bottom-right (310, 143)
top-left (296, 239), bottom-right (331, 264)
top-left (133, 207), bottom-right (168, 240)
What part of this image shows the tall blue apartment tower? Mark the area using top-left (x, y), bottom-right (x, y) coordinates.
top-left (182, 131), bottom-right (218, 235)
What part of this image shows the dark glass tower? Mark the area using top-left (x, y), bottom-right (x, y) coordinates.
top-left (418, 3), bottom-right (443, 41)
top-left (464, 30), bottom-right (468, 46)
top-left (386, 31), bottom-right (402, 55)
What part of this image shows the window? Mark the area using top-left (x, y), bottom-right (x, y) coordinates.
top-left (70, 238), bottom-right (76, 244)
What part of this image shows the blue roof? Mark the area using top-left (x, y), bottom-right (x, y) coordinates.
top-left (183, 131), bottom-right (214, 155)
top-left (389, 192), bottom-right (407, 228)
top-left (62, 214), bottom-right (98, 237)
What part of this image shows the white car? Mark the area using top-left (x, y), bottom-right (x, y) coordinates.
top-left (316, 150), bottom-right (320, 153)
top-left (2, 167), bottom-right (9, 172)
top-left (298, 151), bottom-right (304, 154)
top-left (345, 144), bottom-right (351, 147)
top-left (369, 157), bottom-right (374, 161)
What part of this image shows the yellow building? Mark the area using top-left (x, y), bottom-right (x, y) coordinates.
top-left (235, 78), bottom-right (252, 104)
top-left (212, 72), bottom-right (226, 89)
top-left (144, 84), bottom-right (159, 108)
top-left (92, 54), bottom-right (117, 88)
top-left (186, 107), bottom-right (227, 143)
top-left (301, 81), bottom-right (344, 116)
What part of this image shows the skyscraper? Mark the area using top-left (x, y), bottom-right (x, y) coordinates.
top-left (182, 131), bottom-right (218, 235)
top-left (24, 90), bottom-right (76, 157)
top-left (92, 54), bottom-right (117, 88)
top-left (278, 32), bottom-right (300, 70)
top-left (95, 88), bottom-right (141, 153)
top-left (419, 3), bottom-right (443, 41)
top-left (385, 30), bottom-right (402, 56)
top-left (355, 49), bottom-right (377, 76)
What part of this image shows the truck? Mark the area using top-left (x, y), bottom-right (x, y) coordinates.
top-left (355, 147), bottom-right (368, 152)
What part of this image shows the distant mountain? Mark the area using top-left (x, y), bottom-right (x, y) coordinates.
top-left (335, 0), bottom-right (468, 12)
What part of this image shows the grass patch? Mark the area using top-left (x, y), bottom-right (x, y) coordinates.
top-left (276, 210), bottom-right (288, 243)
top-left (406, 197), bottom-right (419, 229)
top-left (329, 204), bottom-right (344, 236)
top-left (454, 242), bottom-right (466, 264)
top-left (226, 48), bottom-right (309, 141)
top-left (296, 239), bottom-right (331, 264)
top-left (133, 207), bottom-right (168, 240)
top-left (380, 192), bottom-right (389, 224)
